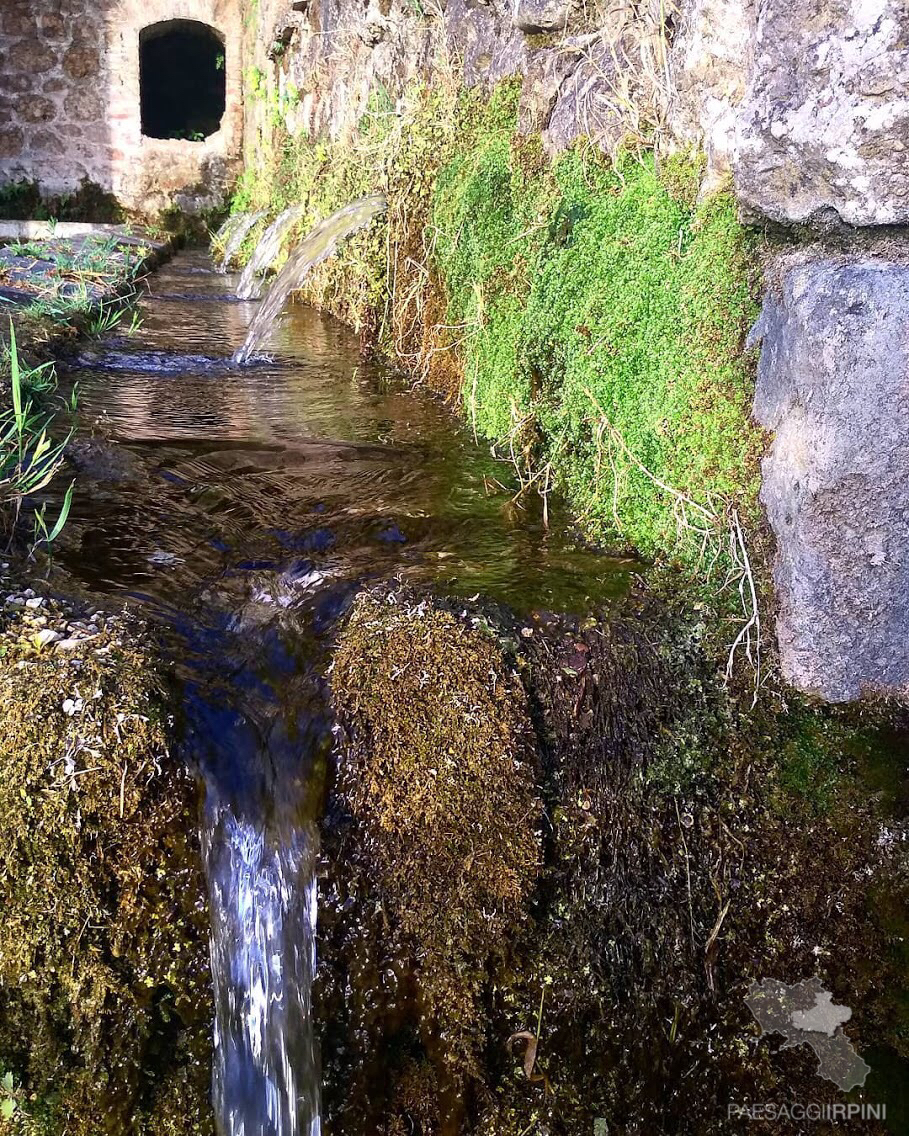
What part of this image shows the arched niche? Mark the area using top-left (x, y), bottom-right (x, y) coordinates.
top-left (139, 19), bottom-right (226, 141)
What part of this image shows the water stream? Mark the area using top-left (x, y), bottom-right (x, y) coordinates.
top-left (236, 206), bottom-right (309, 301)
top-left (54, 249), bottom-right (632, 1134)
top-left (219, 210), bottom-right (269, 272)
top-left (234, 197), bottom-right (387, 363)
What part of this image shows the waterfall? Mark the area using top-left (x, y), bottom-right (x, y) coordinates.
top-left (236, 205), bottom-right (309, 301)
top-left (219, 211), bottom-right (268, 273)
top-left (233, 196), bottom-right (387, 365)
top-left (203, 804), bottom-right (322, 1136)
top-left (189, 588), bottom-right (332, 1136)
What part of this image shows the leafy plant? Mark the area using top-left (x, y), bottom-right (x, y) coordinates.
top-left (245, 66), bottom-right (268, 102)
top-left (0, 1069), bottom-right (25, 1126)
top-left (1, 322), bottom-right (75, 548)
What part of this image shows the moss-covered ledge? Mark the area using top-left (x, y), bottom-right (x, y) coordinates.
top-left (319, 583), bottom-right (909, 1135)
top-left (0, 584), bottom-right (212, 1136)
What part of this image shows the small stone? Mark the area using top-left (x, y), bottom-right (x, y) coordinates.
top-left (513, 0), bottom-right (572, 32)
top-left (6, 596), bottom-right (25, 608)
top-left (54, 638), bottom-right (85, 652)
top-left (35, 628), bottom-right (61, 648)
top-left (62, 697), bottom-right (84, 716)
top-left (25, 597), bottom-right (44, 609)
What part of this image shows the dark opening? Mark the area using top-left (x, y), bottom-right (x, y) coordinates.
top-left (140, 20), bottom-right (226, 141)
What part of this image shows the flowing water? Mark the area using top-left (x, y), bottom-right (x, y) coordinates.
top-left (220, 210), bottom-right (269, 272)
top-left (234, 197), bottom-right (387, 363)
top-left (53, 249), bottom-right (633, 1135)
top-left (236, 205), bottom-right (309, 301)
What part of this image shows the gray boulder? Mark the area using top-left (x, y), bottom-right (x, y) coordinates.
top-left (734, 0), bottom-right (909, 226)
top-left (753, 255), bottom-right (909, 702)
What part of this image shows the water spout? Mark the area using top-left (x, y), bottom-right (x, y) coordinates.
top-left (233, 196), bottom-right (387, 365)
top-left (219, 211), bottom-right (269, 273)
top-left (236, 206), bottom-right (309, 301)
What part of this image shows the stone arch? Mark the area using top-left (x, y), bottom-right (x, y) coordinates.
top-left (108, 0), bottom-right (244, 213)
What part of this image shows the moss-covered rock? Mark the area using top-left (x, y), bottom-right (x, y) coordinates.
top-left (0, 591), bottom-right (212, 1136)
top-left (330, 590), bottom-right (542, 1084)
top-left (322, 584), bottom-right (908, 1135)
top-left (226, 79), bottom-right (764, 576)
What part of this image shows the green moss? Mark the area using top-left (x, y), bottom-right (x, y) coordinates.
top-left (228, 80), bottom-right (762, 573)
top-left (659, 147), bottom-right (709, 207)
top-left (331, 590), bottom-right (541, 1080)
top-left (0, 180), bottom-right (123, 224)
top-left (0, 603), bottom-right (211, 1135)
top-left (775, 717), bottom-right (848, 813)
top-left (432, 139), bottom-right (762, 563)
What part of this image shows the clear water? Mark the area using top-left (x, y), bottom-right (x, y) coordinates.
top-left (52, 250), bottom-right (633, 1136)
top-left (234, 197), bottom-right (387, 361)
top-left (236, 206), bottom-right (309, 301)
top-left (220, 211), bottom-right (269, 272)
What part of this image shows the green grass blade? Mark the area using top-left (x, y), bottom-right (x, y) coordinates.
top-left (45, 481), bottom-right (74, 542)
top-left (8, 321), bottom-right (24, 438)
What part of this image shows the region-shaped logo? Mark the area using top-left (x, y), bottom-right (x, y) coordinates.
top-left (745, 977), bottom-right (870, 1091)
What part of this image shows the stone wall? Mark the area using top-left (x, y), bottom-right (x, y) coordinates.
top-left (241, 0), bottom-right (688, 166)
top-left (0, 0), bottom-right (245, 215)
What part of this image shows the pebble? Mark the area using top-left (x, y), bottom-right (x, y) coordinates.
top-left (25, 597), bottom-right (44, 609)
top-left (6, 596), bottom-right (25, 608)
top-left (34, 628), bottom-right (62, 648)
top-left (62, 697), bottom-right (84, 716)
top-left (55, 638), bottom-right (86, 652)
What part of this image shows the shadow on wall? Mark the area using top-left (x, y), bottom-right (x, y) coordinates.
top-left (0, 0), bottom-right (243, 218)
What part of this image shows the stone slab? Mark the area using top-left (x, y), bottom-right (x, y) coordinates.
top-left (752, 254), bottom-right (909, 702)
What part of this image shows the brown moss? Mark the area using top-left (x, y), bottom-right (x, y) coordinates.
top-left (330, 590), bottom-right (542, 1081)
top-left (322, 586), bottom-right (907, 1135)
top-left (0, 599), bottom-right (212, 1135)
top-left (386, 1059), bottom-right (441, 1136)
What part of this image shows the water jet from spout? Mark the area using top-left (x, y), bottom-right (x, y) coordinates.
top-left (236, 206), bottom-right (309, 301)
top-left (219, 211), bottom-right (268, 272)
top-left (233, 196), bottom-right (387, 365)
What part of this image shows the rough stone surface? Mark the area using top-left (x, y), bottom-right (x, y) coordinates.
top-left (0, 0), bottom-right (244, 215)
top-left (753, 255), bottom-right (909, 702)
top-left (513, 0), bottom-right (574, 34)
top-left (734, 0), bottom-right (909, 226)
top-left (243, 0), bottom-right (674, 160)
top-left (668, 0), bottom-right (755, 187)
